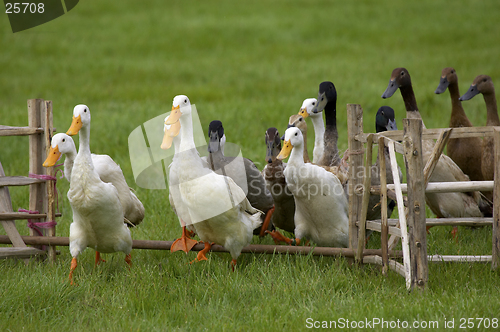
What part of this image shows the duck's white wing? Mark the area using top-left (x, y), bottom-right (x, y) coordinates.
top-left (92, 154), bottom-right (145, 226)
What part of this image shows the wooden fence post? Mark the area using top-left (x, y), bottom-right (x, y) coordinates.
top-left (356, 134), bottom-right (373, 262)
top-left (28, 99), bottom-right (46, 248)
top-left (379, 137), bottom-right (389, 276)
top-left (492, 128), bottom-right (500, 270)
top-left (347, 104), bottom-right (364, 250)
top-left (403, 118), bottom-right (428, 291)
top-left (44, 100), bottom-right (56, 262)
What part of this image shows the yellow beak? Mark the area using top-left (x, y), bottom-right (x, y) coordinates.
top-left (277, 140), bottom-right (293, 160)
top-left (165, 105), bottom-right (181, 125)
top-left (66, 115), bottom-right (82, 136)
top-left (298, 108), bottom-right (309, 118)
top-left (43, 146), bottom-right (61, 167)
top-left (160, 121), bottom-right (181, 150)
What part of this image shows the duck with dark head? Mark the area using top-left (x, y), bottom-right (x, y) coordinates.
top-left (262, 127), bottom-right (296, 236)
top-left (381, 67), bottom-right (491, 222)
top-left (435, 67), bottom-right (484, 183)
top-left (460, 75), bottom-right (500, 184)
top-left (311, 81), bottom-right (341, 167)
top-left (207, 120), bottom-right (275, 236)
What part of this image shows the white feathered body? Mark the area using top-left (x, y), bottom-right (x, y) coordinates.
top-left (284, 160), bottom-right (349, 248)
top-left (68, 154), bottom-right (132, 257)
top-left (173, 149), bottom-right (261, 260)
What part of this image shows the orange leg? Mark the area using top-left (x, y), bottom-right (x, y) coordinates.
top-left (231, 259), bottom-right (237, 272)
top-left (68, 257), bottom-right (78, 285)
top-left (125, 253), bottom-right (132, 269)
top-left (171, 226), bottom-right (198, 254)
top-left (95, 251), bottom-right (106, 266)
top-left (259, 206), bottom-right (275, 237)
top-left (265, 230), bottom-right (298, 245)
top-left (186, 228), bottom-right (196, 238)
top-left (190, 242), bottom-right (212, 264)
top-left (451, 226), bottom-right (458, 242)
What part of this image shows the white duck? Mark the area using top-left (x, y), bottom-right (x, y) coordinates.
top-left (63, 105), bottom-right (132, 284)
top-left (298, 98), bottom-right (324, 164)
top-left (163, 95), bottom-right (262, 269)
top-left (276, 126), bottom-right (349, 247)
top-left (43, 133), bottom-right (145, 227)
top-left (161, 115), bottom-right (198, 254)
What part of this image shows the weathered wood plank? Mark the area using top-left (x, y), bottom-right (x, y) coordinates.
top-left (363, 255), bottom-right (406, 277)
top-left (28, 99), bottom-right (46, 244)
top-left (428, 255), bottom-right (492, 263)
top-left (356, 125), bottom-right (500, 142)
top-left (492, 128), bottom-right (500, 270)
top-left (44, 100), bottom-right (57, 262)
top-left (364, 221), bottom-right (402, 237)
top-left (347, 104), bottom-right (364, 250)
top-left (356, 134), bottom-right (372, 263)
top-left (423, 128), bottom-right (452, 186)
top-left (370, 217), bottom-right (492, 227)
top-left (372, 181), bottom-right (494, 194)
top-left (0, 176), bottom-right (46, 187)
top-left (388, 142), bottom-right (408, 253)
top-left (0, 162), bottom-right (28, 248)
top-left (0, 125), bottom-right (44, 136)
top-left (378, 136), bottom-right (389, 276)
top-left (0, 247), bottom-right (46, 259)
top-left (0, 235), bottom-right (404, 258)
top-left (404, 118), bottom-right (428, 291)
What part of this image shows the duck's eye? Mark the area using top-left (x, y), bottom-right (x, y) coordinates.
top-left (62, 138), bottom-right (65, 142)
top-left (451, 70), bottom-right (454, 74)
top-left (312, 102), bottom-right (315, 105)
top-left (295, 132), bottom-right (298, 136)
top-left (381, 111), bottom-right (384, 115)
top-left (483, 78), bottom-right (487, 82)
top-left (184, 99), bottom-right (188, 103)
top-left (299, 118), bottom-right (303, 121)
top-left (400, 71), bottom-right (404, 76)
top-left (84, 108), bottom-right (87, 112)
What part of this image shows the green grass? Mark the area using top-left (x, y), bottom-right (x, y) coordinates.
top-left (1, 0), bottom-right (500, 331)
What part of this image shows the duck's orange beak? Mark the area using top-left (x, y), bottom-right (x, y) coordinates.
top-left (165, 105), bottom-right (181, 125)
top-left (298, 108), bottom-right (309, 118)
top-left (161, 121), bottom-right (181, 150)
top-left (66, 115), bottom-right (82, 136)
top-left (43, 146), bottom-right (61, 167)
top-left (277, 140), bottom-right (292, 160)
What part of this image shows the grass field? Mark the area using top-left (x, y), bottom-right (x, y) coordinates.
top-left (1, 0), bottom-right (500, 331)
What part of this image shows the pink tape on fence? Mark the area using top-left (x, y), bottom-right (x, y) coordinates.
top-left (29, 165), bottom-right (64, 214)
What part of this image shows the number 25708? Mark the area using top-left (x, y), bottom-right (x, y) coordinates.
top-left (5, 3), bottom-right (45, 14)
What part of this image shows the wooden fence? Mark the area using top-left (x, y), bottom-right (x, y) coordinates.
top-left (347, 104), bottom-right (500, 291)
top-left (0, 99), bottom-right (59, 262)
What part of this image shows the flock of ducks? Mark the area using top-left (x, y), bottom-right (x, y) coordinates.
top-left (42, 66), bottom-right (497, 283)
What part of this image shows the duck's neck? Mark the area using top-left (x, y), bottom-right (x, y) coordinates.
top-left (77, 124), bottom-right (93, 162)
top-left (310, 113), bottom-right (325, 151)
top-left (208, 148), bottom-right (224, 170)
top-left (400, 84), bottom-right (426, 128)
top-left (64, 150), bottom-right (77, 182)
top-left (301, 130), bottom-right (310, 163)
top-left (176, 112), bottom-right (206, 181)
top-left (324, 101), bottom-right (337, 128)
top-left (288, 143), bottom-right (305, 168)
top-left (324, 102), bottom-right (338, 139)
top-left (178, 113), bottom-right (196, 153)
top-left (483, 93), bottom-right (500, 126)
top-left (448, 82), bottom-right (471, 127)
